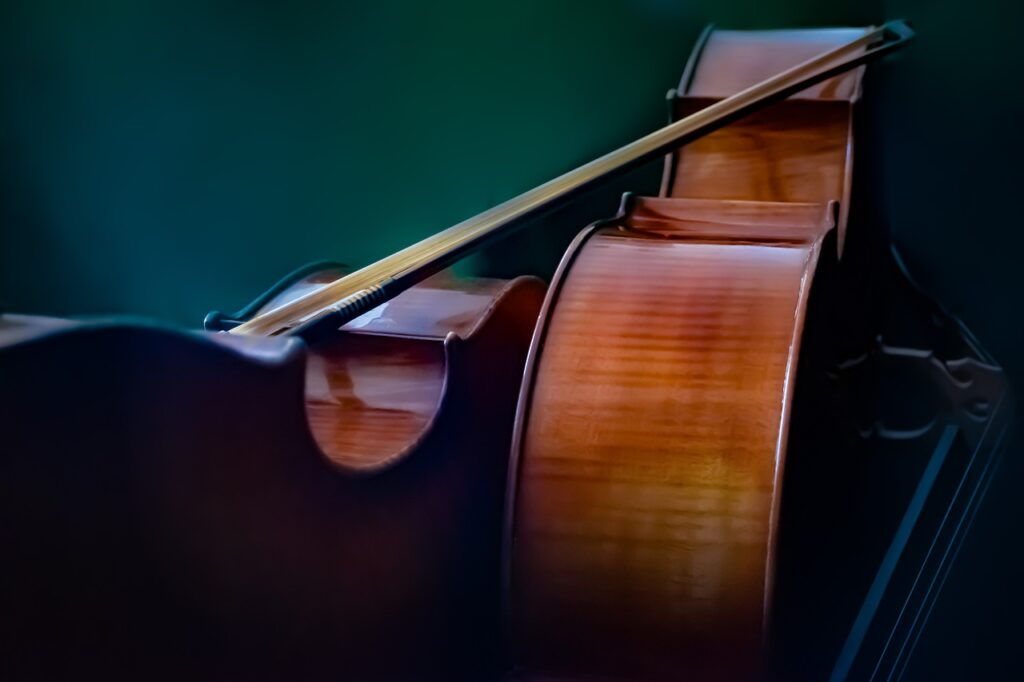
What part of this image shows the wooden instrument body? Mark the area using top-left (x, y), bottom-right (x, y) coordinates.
top-left (505, 28), bottom-right (869, 680)
top-left (0, 273), bottom-right (543, 680)
top-left (0, 20), bottom-right (1009, 682)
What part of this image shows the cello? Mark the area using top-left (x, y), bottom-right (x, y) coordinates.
top-left (503, 23), bottom-right (1007, 682)
top-left (0, 19), bottom-right (1007, 682)
top-left (504, 26), bottom-right (884, 680)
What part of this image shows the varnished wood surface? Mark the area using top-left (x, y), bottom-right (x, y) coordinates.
top-left (305, 335), bottom-right (446, 469)
top-left (686, 28), bottom-right (866, 101)
top-left (340, 275), bottom-right (521, 340)
top-left (267, 269), bottom-right (518, 340)
top-left (666, 26), bottom-right (864, 251)
top-left (256, 273), bottom-right (544, 471)
top-left (669, 98), bottom-right (852, 206)
top-left (0, 274), bottom-right (546, 681)
top-left (505, 26), bottom-right (865, 681)
top-left (508, 203), bottom-right (830, 680)
top-left (626, 195), bottom-right (833, 240)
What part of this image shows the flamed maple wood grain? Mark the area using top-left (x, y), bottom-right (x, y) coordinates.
top-left (505, 25), bottom-right (869, 682)
top-left (508, 203), bottom-right (830, 681)
top-left (258, 273), bottom-right (543, 471)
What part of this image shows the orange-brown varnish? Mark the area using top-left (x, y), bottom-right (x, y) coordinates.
top-left (262, 272), bottom-right (546, 472)
top-left (506, 26), bottom-right (867, 681)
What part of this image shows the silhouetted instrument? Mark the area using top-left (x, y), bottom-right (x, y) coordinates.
top-left (0, 19), bottom-right (1010, 682)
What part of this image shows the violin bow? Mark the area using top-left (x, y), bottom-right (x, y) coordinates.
top-left (230, 20), bottom-right (914, 339)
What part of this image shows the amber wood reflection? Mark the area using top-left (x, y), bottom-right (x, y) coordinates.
top-left (305, 335), bottom-right (446, 470)
top-left (506, 26), bottom-right (868, 682)
top-left (255, 272), bottom-right (544, 471)
top-left (508, 203), bottom-right (830, 680)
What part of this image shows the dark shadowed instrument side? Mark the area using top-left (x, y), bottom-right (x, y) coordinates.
top-left (0, 272), bottom-right (544, 681)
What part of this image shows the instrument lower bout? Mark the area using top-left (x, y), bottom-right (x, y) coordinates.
top-left (0, 271), bottom-right (546, 680)
top-left (506, 195), bottom-right (833, 680)
top-left (503, 26), bottom-right (868, 681)
top-left (248, 266), bottom-right (547, 471)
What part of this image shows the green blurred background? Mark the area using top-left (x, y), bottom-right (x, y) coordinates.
top-left (2, 0), bottom-right (1022, 677)
top-left (1, 0), bottom-right (888, 324)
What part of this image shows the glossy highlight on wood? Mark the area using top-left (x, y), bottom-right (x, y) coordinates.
top-left (257, 273), bottom-right (536, 471)
top-left (505, 26), bottom-right (869, 682)
top-left (248, 268), bottom-right (544, 471)
top-left (305, 334), bottom-right (445, 470)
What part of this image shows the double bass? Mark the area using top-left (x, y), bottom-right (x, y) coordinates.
top-left (0, 19), bottom-right (1009, 682)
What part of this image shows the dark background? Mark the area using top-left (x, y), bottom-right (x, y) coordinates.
top-left (2, 1), bottom-right (1022, 678)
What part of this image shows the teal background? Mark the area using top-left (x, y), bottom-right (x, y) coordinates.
top-left (2, 1), bottom-right (1023, 678)
top-left (1, 0), bottom-right (880, 325)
